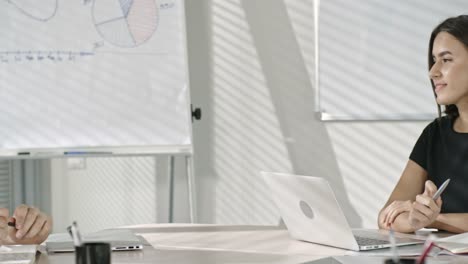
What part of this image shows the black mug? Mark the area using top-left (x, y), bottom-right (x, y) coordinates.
top-left (75, 242), bottom-right (111, 264)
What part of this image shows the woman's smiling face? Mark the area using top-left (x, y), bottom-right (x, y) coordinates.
top-left (430, 32), bottom-right (468, 106)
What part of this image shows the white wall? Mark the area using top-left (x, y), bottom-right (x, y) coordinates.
top-left (49, 0), bottom-right (432, 231)
top-left (188, 0), bottom-right (430, 228)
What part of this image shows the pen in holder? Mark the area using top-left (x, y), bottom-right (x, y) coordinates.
top-left (75, 242), bottom-right (111, 264)
top-left (384, 227), bottom-right (423, 264)
top-left (68, 221), bottom-right (111, 264)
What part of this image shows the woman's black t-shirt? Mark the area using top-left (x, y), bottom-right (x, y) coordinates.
top-left (410, 116), bottom-right (468, 213)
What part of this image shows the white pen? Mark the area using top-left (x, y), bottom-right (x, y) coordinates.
top-left (389, 227), bottom-right (399, 263)
top-left (432, 179), bottom-right (450, 200)
top-left (74, 221), bottom-right (83, 245)
top-left (70, 221), bottom-right (82, 246)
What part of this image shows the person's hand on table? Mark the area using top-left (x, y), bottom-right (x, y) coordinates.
top-left (0, 204), bottom-right (52, 245)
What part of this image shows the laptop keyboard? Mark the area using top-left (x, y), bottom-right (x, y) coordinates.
top-left (354, 235), bottom-right (389, 246)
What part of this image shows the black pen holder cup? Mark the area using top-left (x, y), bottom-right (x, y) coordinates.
top-left (75, 242), bottom-right (111, 264)
top-left (384, 259), bottom-right (421, 264)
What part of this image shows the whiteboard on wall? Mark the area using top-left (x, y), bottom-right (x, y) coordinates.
top-left (316, 0), bottom-right (466, 121)
top-left (0, 0), bottom-right (191, 156)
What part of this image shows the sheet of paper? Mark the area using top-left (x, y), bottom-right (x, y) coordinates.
top-left (331, 255), bottom-right (468, 264)
top-left (436, 232), bottom-right (468, 243)
top-left (0, 245), bottom-right (37, 264)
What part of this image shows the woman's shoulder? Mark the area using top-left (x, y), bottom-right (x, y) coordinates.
top-left (424, 116), bottom-right (453, 133)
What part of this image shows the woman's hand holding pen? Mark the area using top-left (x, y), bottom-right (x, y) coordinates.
top-left (0, 205), bottom-right (52, 245)
top-left (409, 180), bottom-right (442, 230)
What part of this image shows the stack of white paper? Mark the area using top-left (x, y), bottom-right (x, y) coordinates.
top-left (0, 245), bottom-right (37, 264)
top-left (435, 232), bottom-right (468, 254)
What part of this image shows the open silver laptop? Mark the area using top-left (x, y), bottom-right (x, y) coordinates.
top-left (261, 172), bottom-right (423, 251)
top-left (46, 229), bottom-right (144, 252)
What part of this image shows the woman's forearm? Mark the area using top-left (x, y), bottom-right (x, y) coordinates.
top-left (391, 213), bottom-right (468, 234)
top-left (430, 214), bottom-right (468, 233)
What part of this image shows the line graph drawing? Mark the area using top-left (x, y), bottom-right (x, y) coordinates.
top-left (93, 0), bottom-right (160, 48)
top-left (4, 0), bottom-right (58, 22)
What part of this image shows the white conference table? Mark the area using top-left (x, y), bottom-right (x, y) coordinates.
top-left (37, 224), bottom-right (466, 264)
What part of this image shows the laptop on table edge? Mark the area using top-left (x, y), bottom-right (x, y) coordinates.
top-left (261, 171), bottom-right (423, 251)
top-left (46, 229), bottom-right (144, 253)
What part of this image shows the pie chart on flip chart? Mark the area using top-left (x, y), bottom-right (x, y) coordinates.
top-left (93, 0), bottom-right (159, 48)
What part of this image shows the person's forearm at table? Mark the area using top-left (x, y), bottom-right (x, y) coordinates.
top-left (429, 213), bottom-right (468, 233)
top-left (390, 212), bottom-right (468, 234)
